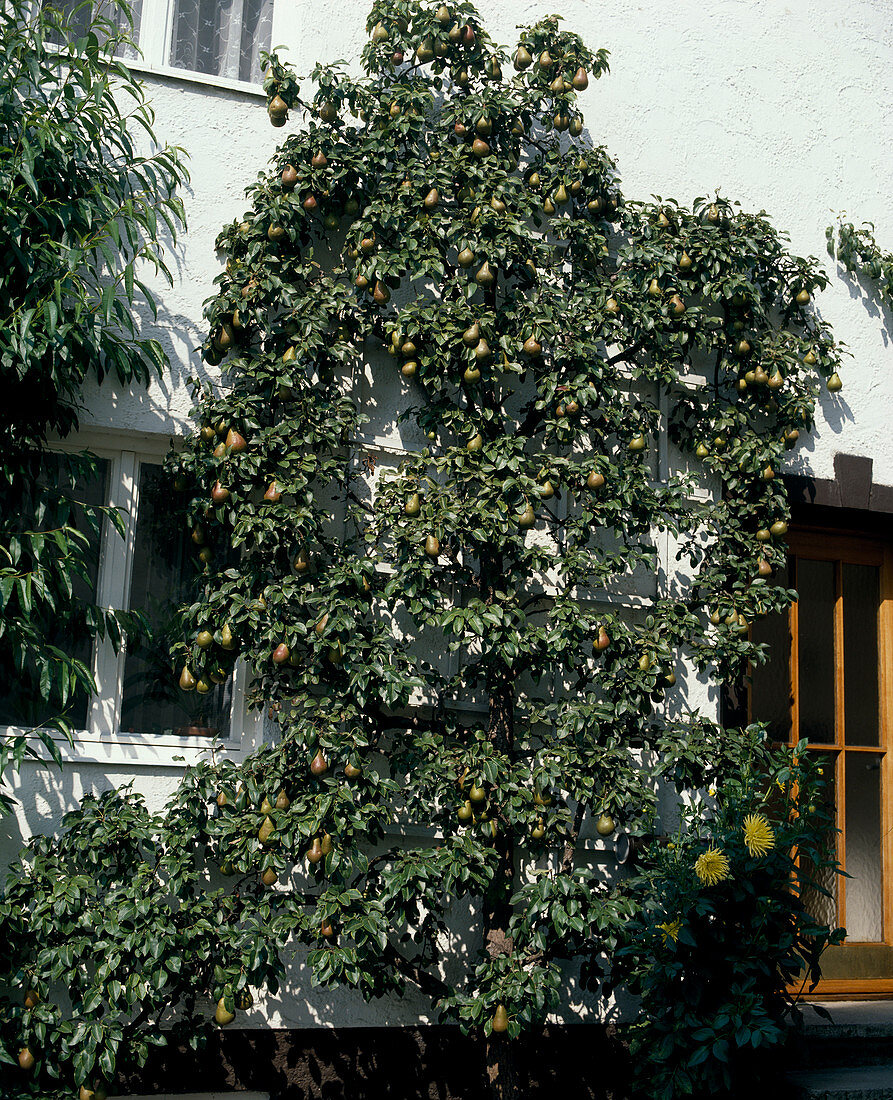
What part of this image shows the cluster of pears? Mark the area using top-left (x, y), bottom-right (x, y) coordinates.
top-left (270, 613), bottom-right (347, 671)
top-left (17, 987), bottom-right (41, 1073)
top-left (177, 621), bottom-right (237, 696)
top-left (215, 987), bottom-right (253, 1026)
top-left (455, 769), bottom-right (497, 837)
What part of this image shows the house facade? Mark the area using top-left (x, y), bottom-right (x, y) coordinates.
top-left (3, 0), bottom-right (893, 1092)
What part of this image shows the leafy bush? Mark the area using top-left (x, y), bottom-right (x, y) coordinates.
top-left (0, 0), bottom-right (186, 806)
top-left (612, 730), bottom-right (843, 1099)
top-left (0, 785), bottom-right (283, 1097)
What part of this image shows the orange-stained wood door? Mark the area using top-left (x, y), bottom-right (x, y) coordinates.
top-left (749, 528), bottom-right (893, 997)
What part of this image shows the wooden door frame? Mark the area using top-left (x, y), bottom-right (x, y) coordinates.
top-left (783, 527), bottom-right (893, 998)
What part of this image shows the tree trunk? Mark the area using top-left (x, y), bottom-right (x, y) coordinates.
top-left (486, 1032), bottom-right (521, 1100)
top-left (482, 552), bottom-right (520, 1100)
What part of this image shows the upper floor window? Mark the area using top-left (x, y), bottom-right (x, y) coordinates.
top-left (0, 437), bottom-right (258, 764)
top-left (47, 0), bottom-right (274, 86)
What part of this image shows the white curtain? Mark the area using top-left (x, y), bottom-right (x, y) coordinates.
top-left (169, 0), bottom-right (274, 83)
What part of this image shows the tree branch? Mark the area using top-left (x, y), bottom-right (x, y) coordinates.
top-left (561, 800), bottom-right (588, 875)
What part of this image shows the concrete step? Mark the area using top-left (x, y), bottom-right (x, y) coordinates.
top-left (785, 1062), bottom-right (893, 1099)
top-left (791, 1002), bottom-right (893, 1070)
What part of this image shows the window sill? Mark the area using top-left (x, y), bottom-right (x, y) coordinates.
top-left (125, 56), bottom-right (267, 99)
top-left (6, 726), bottom-right (259, 769)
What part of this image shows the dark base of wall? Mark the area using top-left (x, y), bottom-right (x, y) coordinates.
top-left (118, 1024), bottom-right (630, 1099)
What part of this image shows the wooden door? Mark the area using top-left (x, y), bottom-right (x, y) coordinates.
top-left (749, 528), bottom-right (893, 996)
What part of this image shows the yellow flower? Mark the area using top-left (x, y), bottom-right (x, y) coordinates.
top-left (694, 845), bottom-right (730, 886)
top-left (657, 918), bottom-right (682, 944)
top-left (743, 813), bottom-right (775, 858)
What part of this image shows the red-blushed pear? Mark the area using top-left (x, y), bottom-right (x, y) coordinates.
top-left (225, 428), bottom-right (247, 453)
top-left (310, 749), bottom-right (329, 776)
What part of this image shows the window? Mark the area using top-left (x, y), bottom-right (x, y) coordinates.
top-left (746, 527), bottom-right (893, 993)
top-left (47, 0), bottom-right (275, 86)
top-left (0, 454), bottom-right (109, 732)
top-left (0, 437), bottom-right (259, 766)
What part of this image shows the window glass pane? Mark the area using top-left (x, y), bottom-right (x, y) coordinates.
top-left (169, 0), bottom-right (274, 83)
top-left (0, 455), bottom-right (109, 730)
top-left (750, 558), bottom-right (792, 741)
top-left (43, 0), bottom-right (143, 60)
top-left (800, 755), bottom-right (839, 929)
top-left (797, 558), bottom-right (836, 743)
top-left (844, 753), bottom-right (883, 941)
top-left (119, 464), bottom-right (232, 737)
top-left (842, 563), bottom-right (880, 746)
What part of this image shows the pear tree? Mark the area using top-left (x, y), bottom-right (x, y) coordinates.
top-left (163, 1), bottom-right (841, 1096)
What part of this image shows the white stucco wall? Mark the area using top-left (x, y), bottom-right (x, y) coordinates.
top-left (79, 0), bottom-right (893, 482)
top-left (9, 0), bottom-right (893, 1029)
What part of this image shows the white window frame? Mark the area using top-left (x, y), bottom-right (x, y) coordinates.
top-left (37, 0), bottom-right (300, 97)
top-left (1, 428), bottom-right (263, 768)
top-left (123, 0), bottom-right (297, 97)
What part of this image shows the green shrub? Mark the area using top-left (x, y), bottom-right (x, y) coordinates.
top-left (612, 730), bottom-right (842, 1099)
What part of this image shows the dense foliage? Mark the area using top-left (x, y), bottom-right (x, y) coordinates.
top-left (611, 732), bottom-right (842, 1098)
top-left (828, 217), bottom-right (893, 312)
top-left (2, 2), bottom-right (845, 1098)
top-left (0, 0), bottom-right (186, 804)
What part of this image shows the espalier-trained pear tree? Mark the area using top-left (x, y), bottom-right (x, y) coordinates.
top-left (163, 1), bottom-right (841, 1095)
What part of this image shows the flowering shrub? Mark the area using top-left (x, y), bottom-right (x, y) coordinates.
top-left (611, 728), bottom-right (843, 1099)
